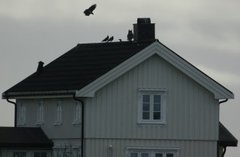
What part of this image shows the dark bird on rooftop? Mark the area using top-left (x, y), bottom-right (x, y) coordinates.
top-left (84, 4), bottom-right (97, 16)
top-left (102, 36), bottom-right (109, 42)
top-left (127, 30), bottom-right (134, 41)
top-left (108, 36), bottom-right (114, 42)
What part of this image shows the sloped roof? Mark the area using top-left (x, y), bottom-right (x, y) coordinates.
top-left (3, 41), bottom-right (153, 98)
top-left (3, 40), bottom-right (233, 99)
top-left (219, 122), bottom-right (238, 147)
top-left (0, 127), bottom-right (53, 148)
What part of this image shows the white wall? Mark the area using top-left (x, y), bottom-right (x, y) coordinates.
top-left (85, 55), bottom-right (219, 140)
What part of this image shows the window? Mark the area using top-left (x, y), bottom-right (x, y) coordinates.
top-left (18, 104), bottom-right (26, 125)
top-left (128, 149), bottom-right (176, 157)
top-left (36, 100), bottom-right (44, 125)
top-left (13, 152), bottom-right (26, 157)
top-left (138, 89), bottom-right (167, 124)
top-left (54, 100), bottom-right (62, 125)
top-left (73, 102), bottom-right (81, 125)
top-left (34, 152), bottom-right (47, 157)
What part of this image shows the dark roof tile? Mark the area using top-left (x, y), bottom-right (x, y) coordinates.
top-left (0, 127), bottom-right (53, 148)
top-left (219, 122), bottom-right (238, 147)
top-left (3, 41), bottom-right (153, 97)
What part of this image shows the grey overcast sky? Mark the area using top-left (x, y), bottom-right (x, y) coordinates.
top-left (0, 0), bottom-right (239, 156)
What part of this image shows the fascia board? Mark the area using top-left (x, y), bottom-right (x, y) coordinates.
top-left (2, 90), bottom-right (76, 99)
top-left (154, 44), bottom-right (234, 99)
top-left (76, 41), bottom-right (233, 99)
top-left (76, 41), bottom-right (159, 97)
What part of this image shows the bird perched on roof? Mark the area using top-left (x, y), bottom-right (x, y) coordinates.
top-left (127, 30), bottom-right (134, 41)
top-left (102, 36), bottom-right (109, 42)
top-left (108, 36), bottom-right (114, 42)
top-left (84, 4), bottom-right (97, 16)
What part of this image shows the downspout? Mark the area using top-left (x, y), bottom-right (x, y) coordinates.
top-left (73, 94), bottom-right (85, 157)
top-left (219, 99), bottom-right (228, 157)
top-left (221, 146), bottom-right (226, 157)
top-left (219, 99), bottom-right (228, 104)
top-left (6, 97), bottom-right (17, 127)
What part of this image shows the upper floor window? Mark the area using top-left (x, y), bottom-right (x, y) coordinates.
top-left (18, 104), bottom-right (26, 125)
top-left (54, 100), bottom-right (62, 125)
top-left (36, 100), bottom-right (44, 125)
top-left (138, 89), bottom-right (167, 124)
top-left (73, 102), bottom-right (81, 125)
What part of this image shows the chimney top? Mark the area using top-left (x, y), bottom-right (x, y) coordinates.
top-left (133, 18), bottom-right (155, 42)
top-left (137, 18), bottom-right (151, 24)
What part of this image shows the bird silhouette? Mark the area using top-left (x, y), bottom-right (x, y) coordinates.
top-left (108, 36), bottom-right (114, 42)
top-left (102, 36), bottom-right (109, 42)
top-left (127, 30), bottom-right (134, 41)
top-left (84, 4), bottom-right (97, 16)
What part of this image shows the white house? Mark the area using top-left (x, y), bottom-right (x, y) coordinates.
top-left (1, 18), bottom-right (237, 157)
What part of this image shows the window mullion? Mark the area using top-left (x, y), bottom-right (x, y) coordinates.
top-left (150, 95), bottom-right (153, 120)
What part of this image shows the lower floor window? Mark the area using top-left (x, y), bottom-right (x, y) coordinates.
top-left (53, 147), bottom-right (80, 157)
top-left (129, 149), bottom-right (176, 157)
top-left (13, 152), bottom-right (26, 157)
top-left (34, 152), bottom-right (47, 157)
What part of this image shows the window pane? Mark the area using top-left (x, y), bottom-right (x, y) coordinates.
top-left (130, 153), bottom-right (138, 157)
top-left (143, 95), bottom-right (150, 103)
top-left (155, 153), bottom-right (163, 157)
top-left (34, 152), bottom-right (40, 157)
top-left (143, 103), bottom-right (150, 111)
top-left (154, 95), bottom-right (161, 103)
top-left (154, 95), bottom-right (161, 112)
top-left (153, 112), bottom-right (161, 120)
top-left (41, 152), bottom-right (47, 157)
top-left (154, 102), bottom-right (161, 111)
top-left (142, 112), bottom-right (150, 119)
top-left (14, 152), bottom-right (26, 157)
top-left (141, 153), bottom-right (149, 157)
top-left (166, 153), bottom-right (174, 157)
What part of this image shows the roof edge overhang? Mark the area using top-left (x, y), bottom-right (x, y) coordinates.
top-left (76, 41), bottom-right (234, 99)
top-left (2, 90), bottom-right (76, 99)
top-left (219, 122), bottom-right (238, 147)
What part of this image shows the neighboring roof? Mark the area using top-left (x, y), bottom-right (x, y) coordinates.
top-left (219, 122), bottom-right (238, 147)
top-left (0, 127), bottom-right (53, 148)
top-left (3, 41), bottom-right (153, 98)
top-left (3, 40), bottom-right (233, 99)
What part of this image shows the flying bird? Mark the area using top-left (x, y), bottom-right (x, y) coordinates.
top-left (102, 36), bottom-right (109, 42)
top-left (84, 4), bottom-right (97, 16)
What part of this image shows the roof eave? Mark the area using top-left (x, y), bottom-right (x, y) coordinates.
top-left (2, 90), bottom-right (77, 99)
top-left (76, 41), bottom-right (234, 99)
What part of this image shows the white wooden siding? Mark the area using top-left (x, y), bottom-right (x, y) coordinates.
top-left (16, 98), bottom-right (82, 139)
top-left (85, 55), bottom-right (219, 140)
top-left (85, 139), bottom-right (217, 157)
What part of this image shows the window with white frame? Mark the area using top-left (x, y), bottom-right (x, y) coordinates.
top-left (13, 152), bottom-right (26, 157)
top-left (128, 149), bottom-right (177, 157)
top-left (138, 89), bottom-right (167, 124)
top-left (54, 100), bottom-right (62, 125)
top-left (34, 152), bottom-right (47, 157)
top-left (73, 102), bottom-right (81, 125)
top-left (18, 104), bottom-right (26, 125)
top-left (36, 100), bottom-right (44, 125)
